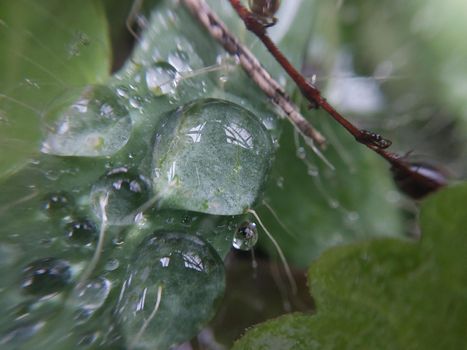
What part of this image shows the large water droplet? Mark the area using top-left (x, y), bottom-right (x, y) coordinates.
top-left (41, 85), bottom-right (132, 157)
top-left (145, 61), bottom-right (178, 96)
top-left (116, 231), bottom-right (224, 349)
top-left (232, 221), bottom-right (258, 251)
top-left (21, 258), bottom-right (71, 297)
top-left (151, 99), bottom-right (273, 215)
top-left (90, 167), bottom-right (150, 225)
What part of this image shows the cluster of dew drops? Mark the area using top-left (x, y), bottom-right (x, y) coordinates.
top-left (0, 4), bottom-right (269, 349)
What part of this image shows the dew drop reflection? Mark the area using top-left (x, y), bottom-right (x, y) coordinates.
top-left (116, 231), bottom-right (224, 349)
top-left (224, 122), bottom-right (254, 149)
top-left (186, 122), bottom-right (206, 143)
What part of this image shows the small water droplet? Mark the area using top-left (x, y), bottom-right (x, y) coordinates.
top-left (168, 50), bottom-right (192, 73)
top-left (307, 166), bottom-right (319, 177)
top-left (232, 221), bottom-right (258, 251)
top-left (145, 61), bottom-right (178, 96)
top-left (72, 277), bottom-right (111, 313)
top-left (91, 167), bottom-right (150, 225)
top-left (105, 258), bottom-right (120, 271)
top-left (276, 176), bottom-right (284, 189)
top-left (296, 147), bottom-right (306, 160)
top-left (65, 219), bottom-right (97, 245)
top-left (42, 192), bottom-right (74, 216)
top-left (21, 258), bottom-right (71, 297)
top-left (112, 235), bottom-right (125, 246)
top-left (24, 78), bottom-right (40, 89)
top-left (115, 86), bottom-right (129, 99)
top-left (346, 211), bottom-right (360, 222)
top-left (181, 215), bottom-right (192, 225)
top-left (129, 96), bottom-right (143, 110)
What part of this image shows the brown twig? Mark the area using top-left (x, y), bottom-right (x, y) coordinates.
top-left (180, 0), bottom-right (326, 148)
top-left (227, 0), bottom-right (446, 195)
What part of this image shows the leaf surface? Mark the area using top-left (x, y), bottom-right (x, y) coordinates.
top-left (0, 0), bottom-right (110, 177)
top-left (234, 183), bottom-right (467, 350)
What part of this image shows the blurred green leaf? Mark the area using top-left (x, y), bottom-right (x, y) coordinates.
top-left (0, 0), bottom-right (111, 178)
top-left (332, 0), bottom-right (467, 173)
top-left (234, 182), bottom-right (467, 349)
top-left (258, 117), bottom-right (403, 267)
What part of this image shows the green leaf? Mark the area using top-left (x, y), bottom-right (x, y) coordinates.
top-left (0, 0), bottom-right (111, 178)
top-left (233, 183), bottom-right (467, 349)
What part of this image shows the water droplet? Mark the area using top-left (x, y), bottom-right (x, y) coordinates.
top-left (181, 215), bottom-right (193, 225)
top-left (105, 258), bottom-right (120, 271)
top-left (72, 277), bottom-right (111, 313)
top-left (151, 99), bottom-right (273, 215)
top-left (145, 61), bottom-right (178, 96)
top-left (115, 86), bottom-right (130, 99)
top-left (91, 167), bottom-right (150, 225)
top-left (65, 219), bottom-right (97, 245)
top-left (232, 221), bottom-right (258, 251)
top-left (42, 191), bottom-right (74, 217)
top-left (116, 231), bottom-right (224, 349)
top-left (21, 258), bottom-right (71, 297)
top-left (276, 176), bottom-right (284, 189)
top-left (296, 146), bottom-right (306, 159)
top-left (346, 211), bottom-right (360, 223)
top-left (41, 85), bottom-right (132, 157)
top-left (168, 49), bottom-right (192, 73)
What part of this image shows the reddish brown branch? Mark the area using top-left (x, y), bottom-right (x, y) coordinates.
top-left (228, 0), bottom-right (446, 197)
top-left (180, 0), bottom-right (446, 198)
